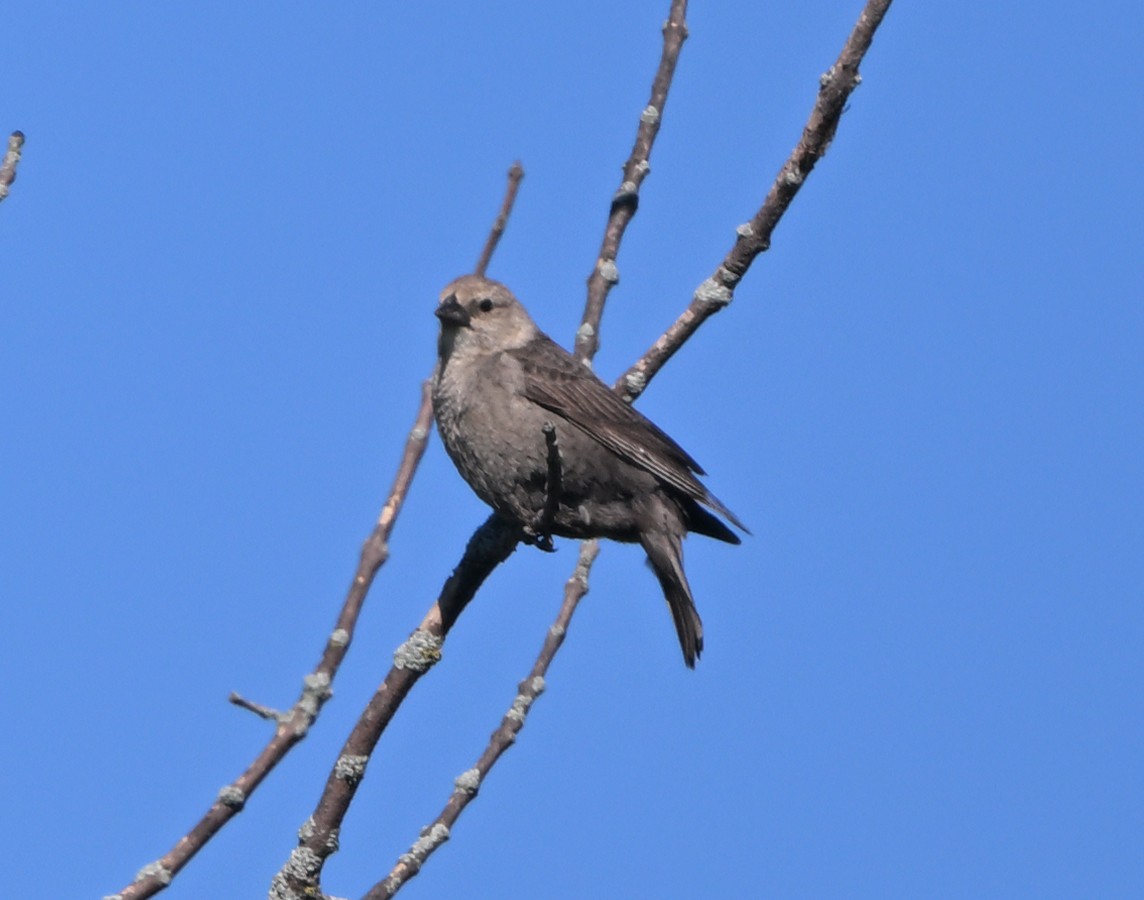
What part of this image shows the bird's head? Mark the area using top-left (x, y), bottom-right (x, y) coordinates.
top-left (436, 275), bottom-right (538, 355)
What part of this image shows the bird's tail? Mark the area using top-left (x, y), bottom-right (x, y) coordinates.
top-left (639, 530), bottom-right (704, 668)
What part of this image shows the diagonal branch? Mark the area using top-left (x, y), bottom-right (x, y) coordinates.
top-left (112, 380), bottom-right (436, 900)
top-left (268, 166), bottom-right (531, 897)
top-left (475, 161), bottom-right (524, 277)
top-left (357, 2), bottom-right (695, 895)
top-left (363, 540), bottom-right (600, 899)
top-left (270, 514), bottom-right (523, 899)
top-left (275, 5), bottom-right (693, 893)
top-left (620, 0), bottom-right (895, 401)
top-left (574, 0), bottom-right (689, 361)
top-left (276, 0), bottom-right (895, 894)
top-left (397, 0), bottom-right (897, 888)
top-left (118, 157), bottom-right (530, 900)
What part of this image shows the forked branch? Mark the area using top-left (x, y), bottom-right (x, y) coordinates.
top-left (112, 381), bottom-right (435, 900)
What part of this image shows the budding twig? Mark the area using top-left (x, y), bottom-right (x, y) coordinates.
top-left (621, 0), bottom-right (895, 401)
top-left (574, 0), bottom-right (689, 362)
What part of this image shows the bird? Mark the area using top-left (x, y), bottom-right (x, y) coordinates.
top-left (432, 274), bottom-right (745, 667)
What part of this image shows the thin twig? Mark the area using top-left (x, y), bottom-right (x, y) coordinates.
top-left (474, 161), bottom-right (524, 277)
top-left (0, 131), bottom-right (26, 203)
top-left (620, 0), bottom-right (895, 401)
top-left (227, 693), bottom-right (282, 721)
top-left (364, 540), bottom-right (600, 899)
top-left (574, 0), bottom-right (689, 361)
top-left (112, 381), bottom-right (435, 900)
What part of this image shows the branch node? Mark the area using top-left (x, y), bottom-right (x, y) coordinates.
top-left (134, 862), bottom-right (172, 886)
top-left (624, 369), bottom-right (647, 399)
top-left (611, 181), bottom-right (640, 213)
top-left (573, 540), bottom-right (599, 586)
top-left (782, 165), bottom-right (805, 186)
top-left (334, 753), bottom-right (369, 785)
top-left (693, 277), bottom-right (734, 308)
top-left (597, 258), bottom-right (620, 284)
top-left (217, 785), bottom-right (246, 810)
top-left (292, 671), bottom-right (334, 733)
top-left (302, 671), bottom-right (332, 699)
top-left (328, 627), bottom-right (350, 648)
top-left (269, 847), bottom-right (322, 899)
top-left (614, 180), bottom-right (638, 199)
top-left (505, 691), bottom-right (535, 723)
top-left (398, 823), bottom-right (451, 869)
top-left (454, 768), bottom-right (481, 795)
top-left (393, 629), bottom-right (444, 672)
top-left (640, 105), bottom-right (661, 125)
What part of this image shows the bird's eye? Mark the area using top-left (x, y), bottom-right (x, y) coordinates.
top-left (478, 298), bottom-right (494, 312)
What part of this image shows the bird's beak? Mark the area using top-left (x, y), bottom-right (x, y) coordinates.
top-left (435, 294), bottom-right (471, 327)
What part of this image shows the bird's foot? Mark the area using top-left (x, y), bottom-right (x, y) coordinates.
top-left (521, 525), bottom-right (557, 553)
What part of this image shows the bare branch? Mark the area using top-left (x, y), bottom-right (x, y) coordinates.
top-left (474, 161), bottom-right (525, 277)
top-left (620, 0), bottom-right (895, 401)
top-left (355, 1), bottom-right (699, 890)
top-left (269, 515), bottom-right (523, 899)
top-left (0, 131), bottom-right (26, 203)
top-left (384, 1), bottom-right (897, 888)
top-left (574, 0), bottom-right (689, 361)
top-left (359, 2), bottom-right (701, 893)
top-left (116, 0), bottom-right (895, 894)
top-left (363, 540), bottom-right (601, 899)
top-left (112, 381), bottom-right (435, 900)
top-left (268, 158), bottom-right (535, 898)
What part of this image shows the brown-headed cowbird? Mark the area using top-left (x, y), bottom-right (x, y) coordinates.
top-left (432, 274), bottom-right (745, 667)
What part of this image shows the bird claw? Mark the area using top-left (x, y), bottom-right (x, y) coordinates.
top-left (522, 525), bottom-right (557, 553)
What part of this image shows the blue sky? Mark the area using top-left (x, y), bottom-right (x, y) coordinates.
top-left (4, 2), bottom-right (1142, 898)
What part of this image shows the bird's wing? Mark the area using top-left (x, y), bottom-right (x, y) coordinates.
top-left (507, 337), bottom-right (745, 531)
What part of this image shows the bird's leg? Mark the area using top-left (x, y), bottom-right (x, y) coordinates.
top-left (523, 422), bottom-right (562, 552)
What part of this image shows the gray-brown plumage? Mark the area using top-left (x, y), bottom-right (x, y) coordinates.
top-left (432, 274), bottom-right (745, 667)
